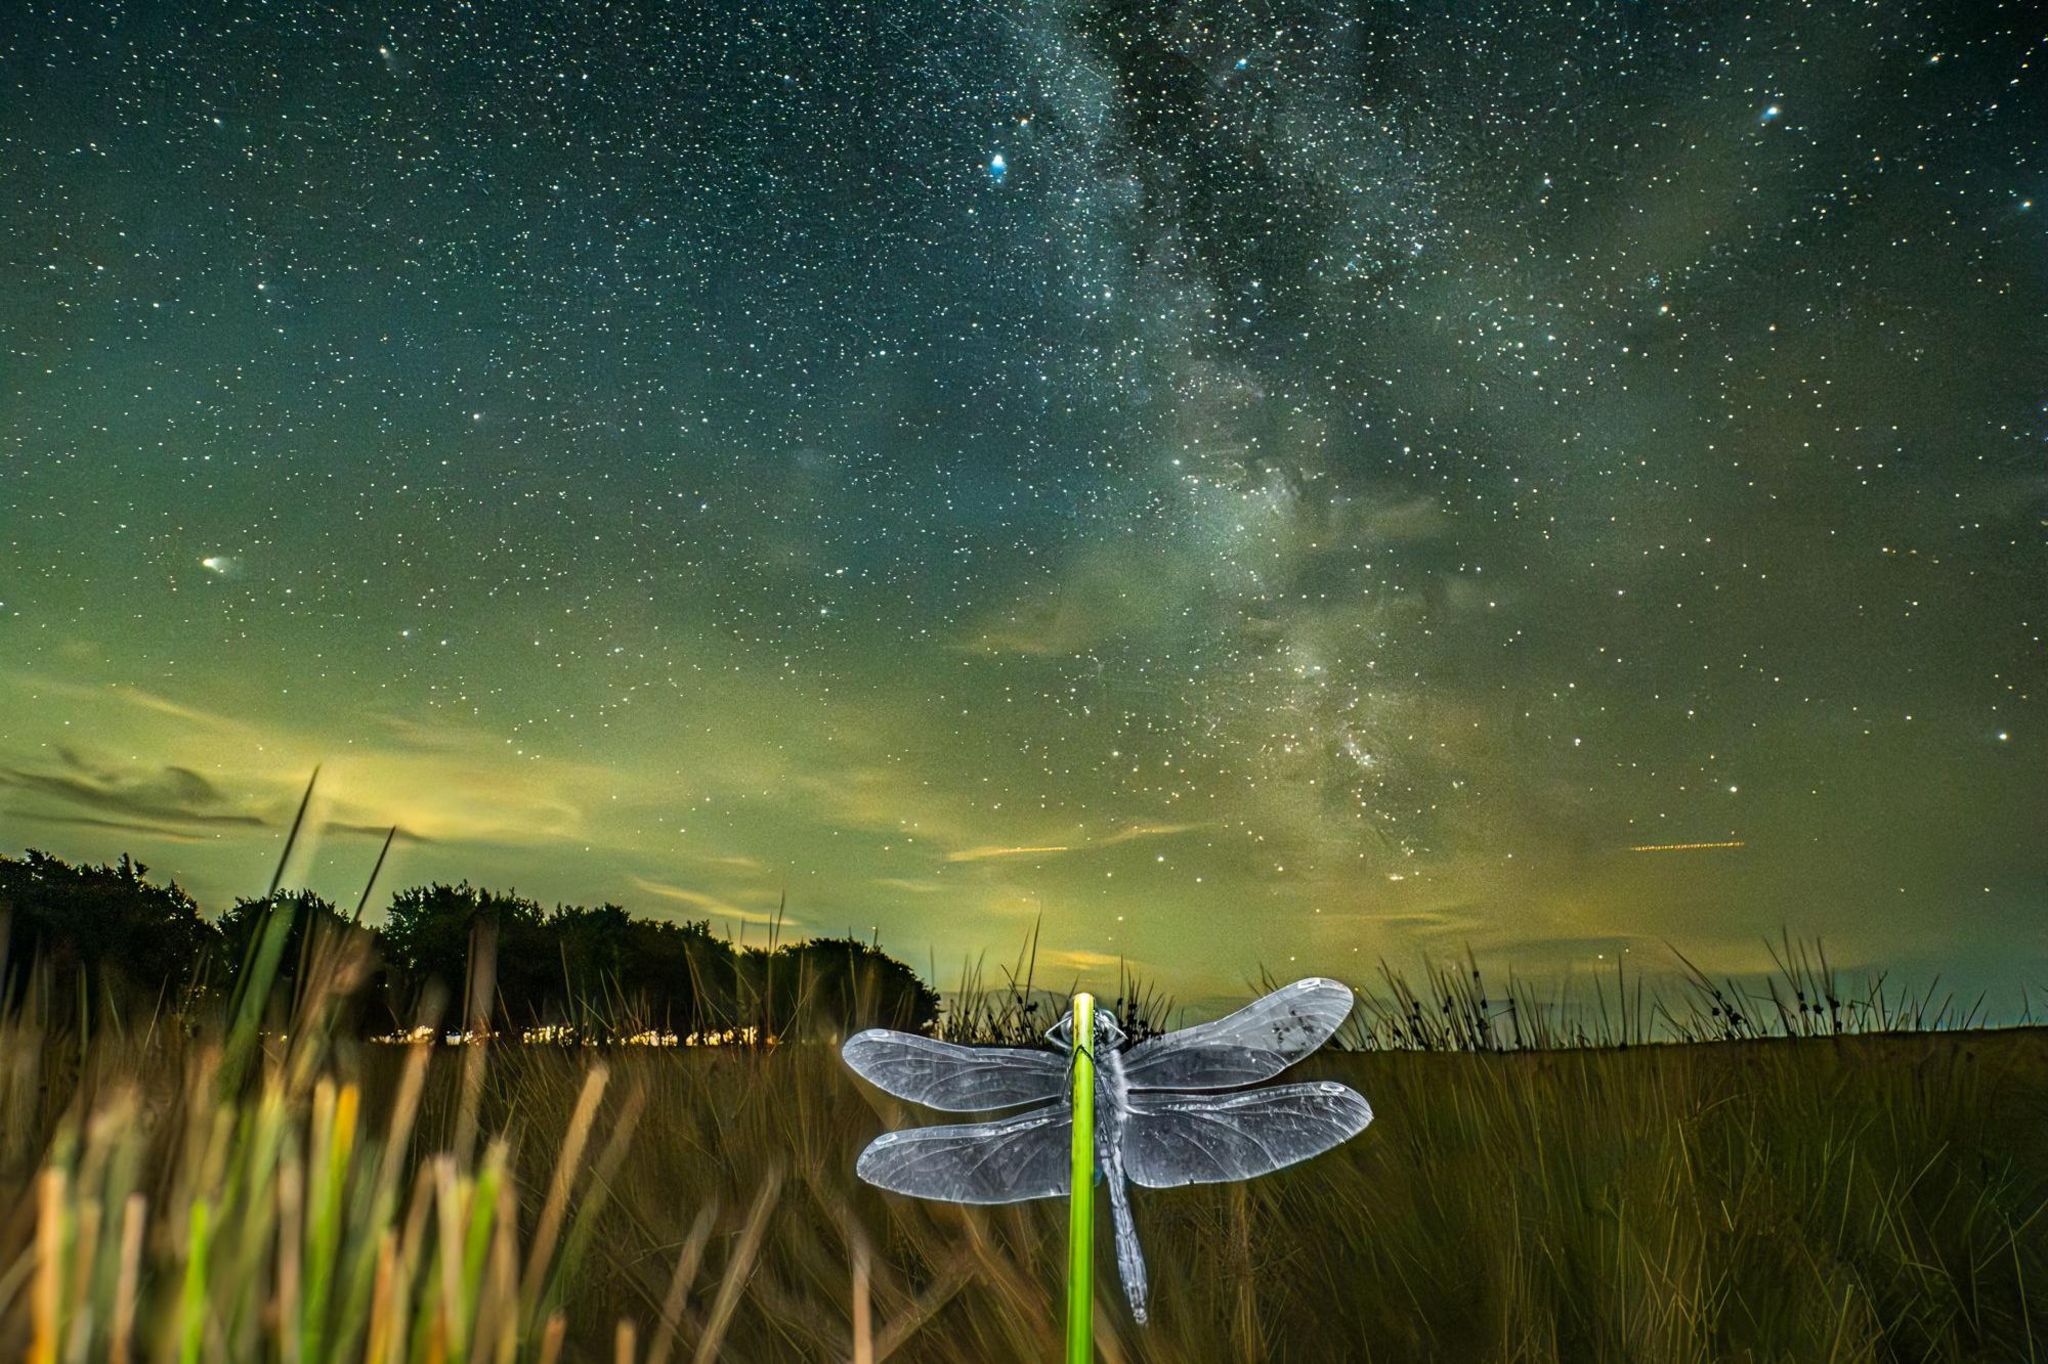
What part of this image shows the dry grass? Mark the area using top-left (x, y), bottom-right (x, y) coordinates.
top-left (2, 847), bottom-right (2043, 1361)
top-left (439, 1030), bottom-right (2048, 1362)
top-left (3, 990), bottom-right (2044, 1362)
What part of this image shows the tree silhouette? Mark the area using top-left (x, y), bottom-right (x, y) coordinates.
top-left (4, 848), bottom-right (940, 1041)
top-left (0, 849), bottom-right (220, 1019)
top-left (218, 888), bottom-right (346, 993)
top-left (549, 902), bottom-right (731, 1036)
top-left (378, 881), bottom-right (554, 1026)
top-left (215, 887), bottom-right (382, 1031)
top-left (740, 936), bottom-right (940, 1039)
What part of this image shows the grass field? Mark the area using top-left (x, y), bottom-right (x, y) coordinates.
top-left (4, 996), bottom-right (2044, 1363)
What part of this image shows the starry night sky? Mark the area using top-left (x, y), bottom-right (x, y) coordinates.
top-left (2, 0), bottom-right (2043, 1002)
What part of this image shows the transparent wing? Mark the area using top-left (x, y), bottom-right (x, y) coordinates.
top-left (1121, 1081), bottom-right (1372, 1188)
top-left (841, 1029), bottom-right (1067, 1111)
top-left (1120, 978), bottom-right (1354, 1091)
top-left (855, 1104), bottom-right (1073, 1204)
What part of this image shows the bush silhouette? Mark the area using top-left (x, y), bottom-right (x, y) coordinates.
top-left (1, 849), bottom-right (219, 1019)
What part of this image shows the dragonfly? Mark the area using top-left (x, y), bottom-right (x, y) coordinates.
top-left (842, 977), bottom-right (1372, 1324)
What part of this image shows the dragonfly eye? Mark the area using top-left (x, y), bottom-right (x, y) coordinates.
top-left (1094, 1010), bottom-right (1126, 1050)
top-left (1044, 1016), bottom-right (1072, 1050)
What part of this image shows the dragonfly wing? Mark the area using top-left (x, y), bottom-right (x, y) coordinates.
top-left (841, 1029), bottom-right (1068, 1111)
top-left (1121, 1082), bottom-right (1372, 1189)
top-left (855, 1104), bottom-right (1073, 1204)
top-left (1120, 977), bottom-right (1355, 1090)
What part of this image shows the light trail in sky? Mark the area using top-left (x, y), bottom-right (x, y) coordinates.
top-left (1629, 841), bottom-right (1748, 853)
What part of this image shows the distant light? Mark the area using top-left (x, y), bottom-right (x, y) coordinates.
top-left (200, 556), bottom-right (227, 573)
top-left (1761, 104), bottom-right (1781, 122)
top-left (988, 152), bottom-right (1007, 180)
top-left (1997, 731), bottom-right (2010, 741)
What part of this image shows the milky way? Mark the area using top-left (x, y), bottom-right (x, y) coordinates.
top-left (2, 0), bottom-right (2042, 1000)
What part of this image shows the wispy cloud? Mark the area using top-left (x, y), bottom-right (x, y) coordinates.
top-left (92, 682), bottom-right (247, 730)
top-left (328, 822), bottom-right (433, 844)
top-left (1039, 947), bottom-right (1135, 975)
top-left (943, 821), bottom-right (1202, 863)
top-left (871, 876), bottom-right (947, 895)
top-left (945, 844), bottom-right (1072, 864)
top-left (0, 673), bottom-right (640, 855)
top-left (951, 543), bottom-right (1201, 658)
top-left (1094, 821), bottom-right (1204, 847)
top-left (2, 809), bottom-right (213, 844)
top-left (0, 747), bottom-right (270, 829)
top-left (628, 875), bottom-right (800, 929)
top-left (681, 851), bottom-right (770, 873)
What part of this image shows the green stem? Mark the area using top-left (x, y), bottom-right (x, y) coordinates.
top-left (1066, 991), bottom-right (1096, 1364)
top-left (178, 1199), bottom-right (211, 1364)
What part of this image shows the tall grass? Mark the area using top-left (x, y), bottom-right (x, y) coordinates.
top-left (6, 948), bottom-right (2045, 1361)
top-left (0, 909), bottom-right (797, 1364)
top-left (928, 918), bottom-right (1171, 1047)
top-left (1322, 933), bottom-right (2012, 1053)
top-left (2, 808), bottom-right (2043, 1360)
top-left (0, 809), bottom-right (784, 1364)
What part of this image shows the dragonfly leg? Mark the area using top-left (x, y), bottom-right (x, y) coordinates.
top-left (1062, 1040), bottom-right (1099, 1081)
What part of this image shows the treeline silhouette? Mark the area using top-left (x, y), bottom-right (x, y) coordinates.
top-left (0, 848), bottom-right (937, 1040)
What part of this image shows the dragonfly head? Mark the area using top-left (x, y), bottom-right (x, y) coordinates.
top-left (1045, 1006), bottom-right (1125, 1053)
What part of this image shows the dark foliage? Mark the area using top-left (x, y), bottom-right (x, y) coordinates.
top-left (217, 888), bottom-right (357, 997)
top-left (0, 849), bottom-right (218, 1019)
top-left (376, 881), bottom-right (938, 1039)
top-left (1, 848), bottom-right (939, 1041)
top-left (216, 887), bottom-right (386, 1039)
top-left (737, 935), bottom-right (942, 1039)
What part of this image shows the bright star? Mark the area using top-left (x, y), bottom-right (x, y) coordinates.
top-left (987, 153), bottom-right (1006, 180)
